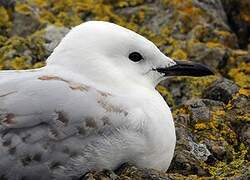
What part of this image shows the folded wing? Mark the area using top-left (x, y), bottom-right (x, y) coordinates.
top-left (0, 70), bottom-right (133, 179)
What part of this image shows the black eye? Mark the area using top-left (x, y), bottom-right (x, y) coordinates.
top-left (128, 52), bottom-right (143, 62)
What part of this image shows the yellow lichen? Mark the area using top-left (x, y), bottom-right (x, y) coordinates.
top-left (237, 114), bottom-right (250, 122)
top-left (160, 26), bottom-right (171, 36)
top-left (171, 49), bottom-right (188, 60)
top-left (188, 76), bottom-right (218, 97)
top-left (180, 4), bottom-right (202, 18)
top-left (213, 110), bottom-right (225, 117)
top-left (228, 62), bottom-right (250, 88)
top-left (15, 3), bottom-right (33, 15)
top-left (206, 42), bottom-right (225, 49)
top-left (202, 143), bottom-right (249, 177)
top-left (194, 123), bottom-right (207, 130)
top-left (0, 6), bottom-right (10, 26)
top-left (10, 57), bottom-right (31, 70)
top-left (233, 49), bottom-right (249, 56)
top-left (33, 0), bottom-right (48, 7)
top-left (33, 62), bottom-right (45, 68)
top-left (238, 88), bottom-right (250, 97)
top-left (0, 1), bottom-right (249, 178)
top-left (215, 30), bottom-right (232, 37)
top-left (240, 12), bottom-right (250, 23)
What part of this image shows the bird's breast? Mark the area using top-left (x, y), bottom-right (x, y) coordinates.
top-left (139, 96), bottom-right (176, 170)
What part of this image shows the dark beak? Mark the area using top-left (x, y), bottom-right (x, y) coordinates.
top-left (154, 60), bottom-right (214, 77)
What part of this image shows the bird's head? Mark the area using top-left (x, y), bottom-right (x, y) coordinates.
top-left (47, 21), bottom-right (214, 92)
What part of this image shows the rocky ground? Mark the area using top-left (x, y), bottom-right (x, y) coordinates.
top-left (0, 0), bottom-right (249, 179)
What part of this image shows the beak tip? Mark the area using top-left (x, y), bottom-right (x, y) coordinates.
top-left (198, 64), bottom-right (215, 76)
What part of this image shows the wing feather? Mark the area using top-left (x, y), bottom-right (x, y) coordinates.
top-left (0, 70), bottom-right (137, 179)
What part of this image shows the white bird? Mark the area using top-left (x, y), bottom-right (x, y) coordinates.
top-left (0, 21), bottom-right (213, 180)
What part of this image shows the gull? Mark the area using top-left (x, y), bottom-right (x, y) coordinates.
top-left (0, 21), bottom-right (213, 180)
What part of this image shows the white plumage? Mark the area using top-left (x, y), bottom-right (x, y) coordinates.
top-left (0, 21), bottom-right (178, 180)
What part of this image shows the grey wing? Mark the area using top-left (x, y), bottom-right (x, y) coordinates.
top-left (0, 72), bottom-right (117, 180)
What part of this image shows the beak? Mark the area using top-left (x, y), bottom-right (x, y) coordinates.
top-left (154, 60), bottom-right (214, 77)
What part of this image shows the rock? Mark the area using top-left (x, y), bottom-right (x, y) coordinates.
top-left (184, 99), bottom-right (224, 123)
top-left (239, 124), bottom-right (250, 147)
top-left (81, 163), bottom-right (188, 179)
top-left (210, 144), bottom-right (226, 160)
top-left (221, 0), bottom-right (250, 49)
top-left (0, 0), bottom-right (249, 179)
top-left (44, 25), bottom-right (70, 54)
top-left (206, 140), bottom-right (233, 161)
top-left (193, 0), bottom-right (229, 29)
top-left (189, 141), bottom-right (211, 161)
top-left (9, 12), bottom-right (41, 37)
top-left (203, 78), bottom-right (239, 104)
top-left (168, 122), bottom-right (209, 176)
top-left (226, 94), bottom-right (250, 148)
top-left (159, 78), bottom-right (190, 106)
top-left (115, 163), bottom-right (172, 179)
top-left (0, 0), bottom-right (16, 9)
top-left (186, 99), bottom-right (211, 122)
top-left (232, 168), bottom-right (250, 180)
top-left (188, 42), bottom-right (229, 70)
top-left (82, 169), bottom-right (118, 180)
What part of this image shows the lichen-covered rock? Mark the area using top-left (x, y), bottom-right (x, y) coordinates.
top-left (239, 124), bottom-right (250, 148)
top-left (221, 0), bottom-right (250, 49)
top-left (44, 25), bottom-right (70, 54)
top-left (9, 12), bottom-right (41, 37)
top-left (203, 78), bottom-right (239, 104)
top-left (82, 163), bottom-right (195, 180)
top-left (185, 99), bottom-right (212, 122)
top-left (0, 0), bottom-right (249, 179)
top-left (0, 0), bottom-right (16, 9)
top-left (168, 123), bottom-right (210, 176)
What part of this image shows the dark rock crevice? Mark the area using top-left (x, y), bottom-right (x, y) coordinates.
top-left (221, 0), bottom-right (250, 49)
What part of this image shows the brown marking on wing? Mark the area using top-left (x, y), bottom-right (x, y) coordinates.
top-left (0, 91), bottom-right (17, 97)
top-left (38, 75), bottom-right (67, 82)
top-left (38, 75), bottom-right (90, 92)
top-left (48, 127), bottom-right (59, 139)
top-left (69, 83), bottom-right (90, 91)
top-left (97, 99), bottom-right (128, 116)
top-left (85, 117), bottom-right (97, 128)
top-left (56, 111), bottom-right (69, 126)
top-left (2, 113), bottom-right (15, 124)
top-left (101, 116), bottom-right (111, 125)
top-left (97, 90), bottom-right (112, 97)
top-left (38, 75), bottom-right (68, 84)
